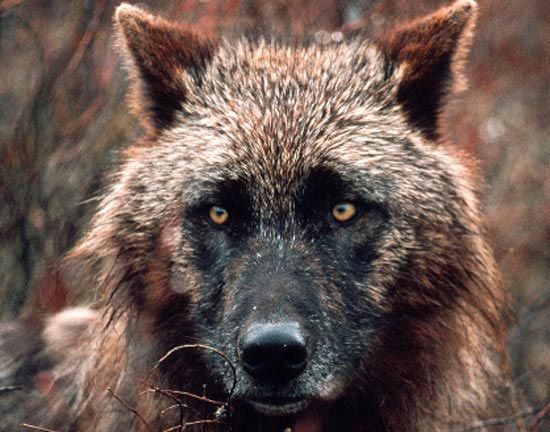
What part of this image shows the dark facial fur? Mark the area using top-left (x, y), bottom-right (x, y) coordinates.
top-left (0, 2), bottom-right (513, 431)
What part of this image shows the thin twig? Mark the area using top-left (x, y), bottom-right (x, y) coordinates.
top-left (20, 424), bottom-right (58, 432)
top-left (142, 382), bottom-right (189, 432)
top-left (163, 419), bottom-right (224, 432)
top-left (512, 365), bottom-right (546, 388)
top-left (139, 388), bottom-right (225, 406)
top-left (107, 387), bottom-right (153, 432)
top-left (62, 0), bottom-right (107, 78)
top-left (146, 343), bottom-right (237, 430)
top-left (147, 344), bottom-right (237, 404)
top-left (529, 402), bottom-right (550, 432)
top-left (461, 402), bottom-right (550, 431)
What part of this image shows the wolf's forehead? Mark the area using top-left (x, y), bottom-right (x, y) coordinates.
top-left (205, 39), bottom-right (392, 108)
top-left (191, 41), bottom-right (397, 166)
top-left (163, 39), bottom-right (405, 205)
top-left (182, 109), bottom-right (365, 198)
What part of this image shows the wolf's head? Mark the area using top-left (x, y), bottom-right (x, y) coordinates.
top-left (78, 1), bottom-right (504, 429)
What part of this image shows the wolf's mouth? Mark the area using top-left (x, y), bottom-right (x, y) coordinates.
top-left (247, 397), bottom-right (310, 416)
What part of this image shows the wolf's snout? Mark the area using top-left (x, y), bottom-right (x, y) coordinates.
top-left (239, 323), bottom-right (307, 383)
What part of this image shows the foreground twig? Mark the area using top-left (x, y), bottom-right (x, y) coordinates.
top-left (461, 402), bottom-right (550, 431)
top-left (529, 402), bottom-right (550, 431)
top-left (20, 424), bottom-right (58, 432)
top-left (141, 382), bottom-right (189, 432)
top-left (146, 344), bottom-right (237, 398)
top-left (146, 343), bottom-right (237, 430)
top-left (107, 387), bottom-right (153, 432)
top-left (163, 419), bottom-right (224, 432)
top-left (140, 388), bottom-right (225, 406)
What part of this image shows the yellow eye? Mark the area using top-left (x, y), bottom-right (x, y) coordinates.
top-left (209, 206), bottom-right (229, 225)
top-left (332, 202), bottom-right (357, 223)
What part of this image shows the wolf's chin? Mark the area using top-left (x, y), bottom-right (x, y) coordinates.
top-left (246, 399), bottom-right (328, 432)
top-left (293, 402), bottom-right (328, 432)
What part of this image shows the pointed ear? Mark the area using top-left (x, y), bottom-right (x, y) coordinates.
top-left (378, 0), bottom-right (478, 140)
top-left (115, 4), bottom-right (216, 131)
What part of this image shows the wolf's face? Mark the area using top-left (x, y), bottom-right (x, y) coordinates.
top-left (169, 86), bottom-right (397, 414)
top-left (178, 158), bottom-right (390, 412)
top-left (111, 1), bottom-right (479, 426)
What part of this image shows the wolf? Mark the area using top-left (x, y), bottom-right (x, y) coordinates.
top-left (0, 1), bottom-right (515, 431)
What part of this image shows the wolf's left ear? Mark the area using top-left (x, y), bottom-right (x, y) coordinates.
top-left (115, 4), bottom-right (216, 132)
top-left (378, 0), bottom-right (478, 140)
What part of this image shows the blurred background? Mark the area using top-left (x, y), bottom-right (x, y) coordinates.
top-left (0, 0), bottom-right (548, 423)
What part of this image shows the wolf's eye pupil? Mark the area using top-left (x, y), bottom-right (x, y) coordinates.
top-left (209, 206), bottom-right (229, 225)
top-left (332, 202), bottom-right (357, 223)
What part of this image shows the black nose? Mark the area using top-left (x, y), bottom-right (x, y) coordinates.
top-left (239, 323), bottom-right (307, 383)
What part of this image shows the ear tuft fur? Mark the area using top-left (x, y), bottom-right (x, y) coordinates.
top-left (114, 3), bottom-right (216, 132)
top-left (379, 0), bottom-right (478, 141)
top-left (115, 3), bottom-right (146, 27)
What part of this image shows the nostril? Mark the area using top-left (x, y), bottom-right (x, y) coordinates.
top-left (240, 323), bottom-right (307, 383)
top-left (284, 343), bottom-right (308, 367)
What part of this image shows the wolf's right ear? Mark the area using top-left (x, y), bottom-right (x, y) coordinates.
top-left (115, 4), bottom-right (216, 132)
